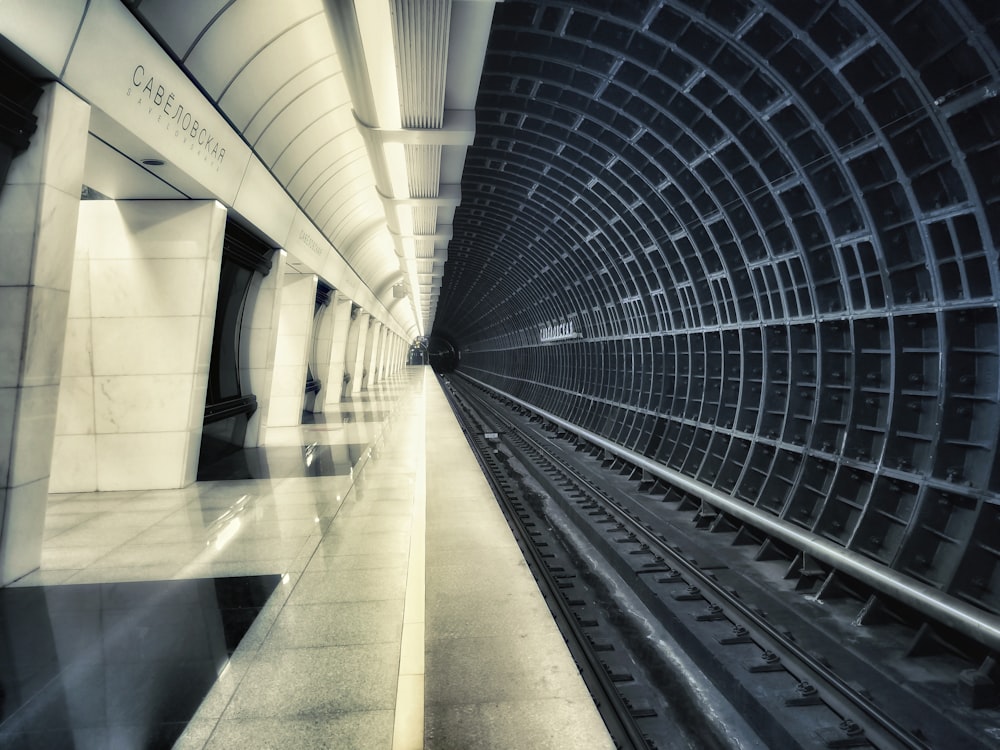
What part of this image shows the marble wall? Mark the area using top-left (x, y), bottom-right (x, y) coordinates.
top-left (361, 320), bottom-right (381, 390)
top-left (349, 312), bottom-right (372, 396)
top-left (342, 309), bottom-right (364, 399)
top-left (51, 200), bottom-right (227, 492)
top-left (305, 295), bottom-right (334, 414)
top-left (242, 249), bottom-right (285, 446)
top-left (0, 84), bottom-right (90, 584)
top-left (266, 273), bottom-right (317, 427)
top-left (374, 325), bottom-right (389, 382)
top-left (390, 336), bottom-right (403, 374)
top-left (323, 293), bottom-right (355, 410)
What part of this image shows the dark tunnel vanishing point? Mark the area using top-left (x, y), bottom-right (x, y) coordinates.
top-left (432, 0), bottom-right (1000, 631)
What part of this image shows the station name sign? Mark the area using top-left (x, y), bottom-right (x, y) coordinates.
top-left (128, 64), bottom-right (227, 168)
top-left (539, 321), bottom-right (581, 343)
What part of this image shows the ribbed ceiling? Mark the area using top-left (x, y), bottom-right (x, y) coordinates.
top-left (439, 1), bottom-right (999, 346)
top-left (126, 0), bottom-right (402, 303)
top-left (434, 0), bottom-right (1000, 617)
top-left (126, 0), bottom-right (493, 337)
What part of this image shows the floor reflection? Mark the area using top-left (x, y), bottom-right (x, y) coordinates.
top-left (0, 575), bottom-right (280, 749)
top-left (197, 443), bottom-right (366, 481)
top-left (304, 410), bottom-right (388, 424)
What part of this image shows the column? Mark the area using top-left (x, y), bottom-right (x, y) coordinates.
top-left (361, 319), bottom-right (381, 390)
top-left (349, 311), bottom-right (372, 396)
top-left (266, 273), bottom-right (318, 426)
top-left (305, 289), bottom-right (333, 414)
top-left (378, 327), bottom-right (391, 380)
top-left (241, 249), bottom-right (285, 446)
top-left (51, 199), bottom-right (228, 493)
top-left (0, 84), bottom-right (89, 583)
top-left (342, 306), bottom-right (365, 400)
top-left (323, 293), bottom-right (354, 409)
top-left (373, 325), bottom-right (388, 384)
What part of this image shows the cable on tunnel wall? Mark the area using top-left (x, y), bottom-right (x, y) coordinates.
top-left (432, 1), bottom-right (1000, 625)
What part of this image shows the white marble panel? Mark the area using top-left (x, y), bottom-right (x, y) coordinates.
top-left (278, 297), bottom-right (312, 331)
top-left (71, 208), bottom-right (93, 260)
top-left (6, 85), bottom-right (89, 193)
top-left (127, 204), bottom-right (223, 259)
top-left (74, 201), bottom-right (125, 260)
top-left (38, 85), bottom-right (90, 195)
top-left (89, 258), bottom-right (209, 318)
top-left (22, 287), bottom-right (70, 388)
top-left (86, 202), bottom-right (221, 260)
top-left (93, 374), bottom-right (195, 433)
top-left (270, 364), bottom-right (309, 398)
top-left (0, 288), bottom-right (29, 388)
top-left (187, 377), bottom-right (210, 437)
top-left (0, 183), bottom-right (41, 286)
top-left (180, 427), bottom-right (201, 488)
top-left (60, 318), bottom-right (93, 377)
top-left (66, 256), bottom-right (91, 319)
top-left (244, 329), bottom-right (272, 370)
top-left (193, 315), bottom-right (217, 377)
top-left (232, 157), bottom-right (297, 247)
top-left (9, 384), bottom-right (60, 486)
top-left (200, 258), bottom-right (223, 322)
top-left (274, 334), bottom-right (309, 369)
top-left (54, 376), bottom-right (94, 435)
top-left (247, 286), bottom-right (277, 332)
top-left (96, 432), bottom-right (190, 490)
top-left (49, 434), bottom-right (98, 493)
top-left (267, 396), bottom-right (306, 428)
top-left (0, 478), bottom-right (49, 584)
top-left (0, 388), bottom-right (15, 476)
top-left (91, 317), bottom-right (200, 376)
top-left (33, 187), bottom-right (82, 292)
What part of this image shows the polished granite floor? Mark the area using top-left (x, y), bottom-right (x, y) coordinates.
top-left (4, 369), bottom-right (613, 749)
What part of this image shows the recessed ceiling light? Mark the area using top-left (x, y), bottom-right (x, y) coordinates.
top-left (141, 158), bottom-right (165, 167)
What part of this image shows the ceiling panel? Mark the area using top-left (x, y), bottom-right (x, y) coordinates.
top-left (126, 0), bottom-right (229, 59)
top-left (123, 0), bottom-right (500, 336)
top-left (184, 0), bottom-right (322, 99)
top-left (218, 16), bottom-right (338, 129)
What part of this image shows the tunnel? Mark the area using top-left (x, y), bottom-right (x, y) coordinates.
top-left (433, 0), bottom-right (1000, 627)
top-left (0, 1), bottom-right (998, 746)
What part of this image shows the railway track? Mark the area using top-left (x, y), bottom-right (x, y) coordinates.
top-left (439, 372), bottom-right (997, 750)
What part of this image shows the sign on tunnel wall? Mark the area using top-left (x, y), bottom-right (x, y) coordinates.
top-left (539, 321), bottom-right (581, 343)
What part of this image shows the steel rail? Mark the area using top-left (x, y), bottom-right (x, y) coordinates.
top-left (459, 372), bottom-right (1000, 654)
top-left (493, 405), bottom-right (922, 750)
top-left (454, 377), bottom-right (916, 749)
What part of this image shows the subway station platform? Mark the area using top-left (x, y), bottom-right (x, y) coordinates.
top-left (1, 368), bottom-right (613, 750)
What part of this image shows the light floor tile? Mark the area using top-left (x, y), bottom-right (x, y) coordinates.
top-left (288, 568), bottom-right (407, 605)
top-left (317, 530), bottom-right (412, 556)
top-left (302, 551), bottom-right (410, 572)
top-left (23, 370), bottom-right (614, 749)
top-left (262, 600), bottom-right (404, 650)
top-left (222, 643), bottom-right (400, 719)
top-left (204, 713), bottom-right (395, 750)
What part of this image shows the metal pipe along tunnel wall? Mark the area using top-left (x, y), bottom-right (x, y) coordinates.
top-left (431, 0), bottom-right (1000, 633)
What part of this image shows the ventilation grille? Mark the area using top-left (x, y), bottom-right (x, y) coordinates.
top-left (393, 0), bottom-right (450, 129)
top-left (406, 143), bottom-right (443, 197)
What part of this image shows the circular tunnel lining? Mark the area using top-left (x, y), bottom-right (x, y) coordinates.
top-left (433, 1), bottom-right (1000, 620)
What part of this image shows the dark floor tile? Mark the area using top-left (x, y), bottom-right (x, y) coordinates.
top-left (0, 575), bottom-right (280, 750)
